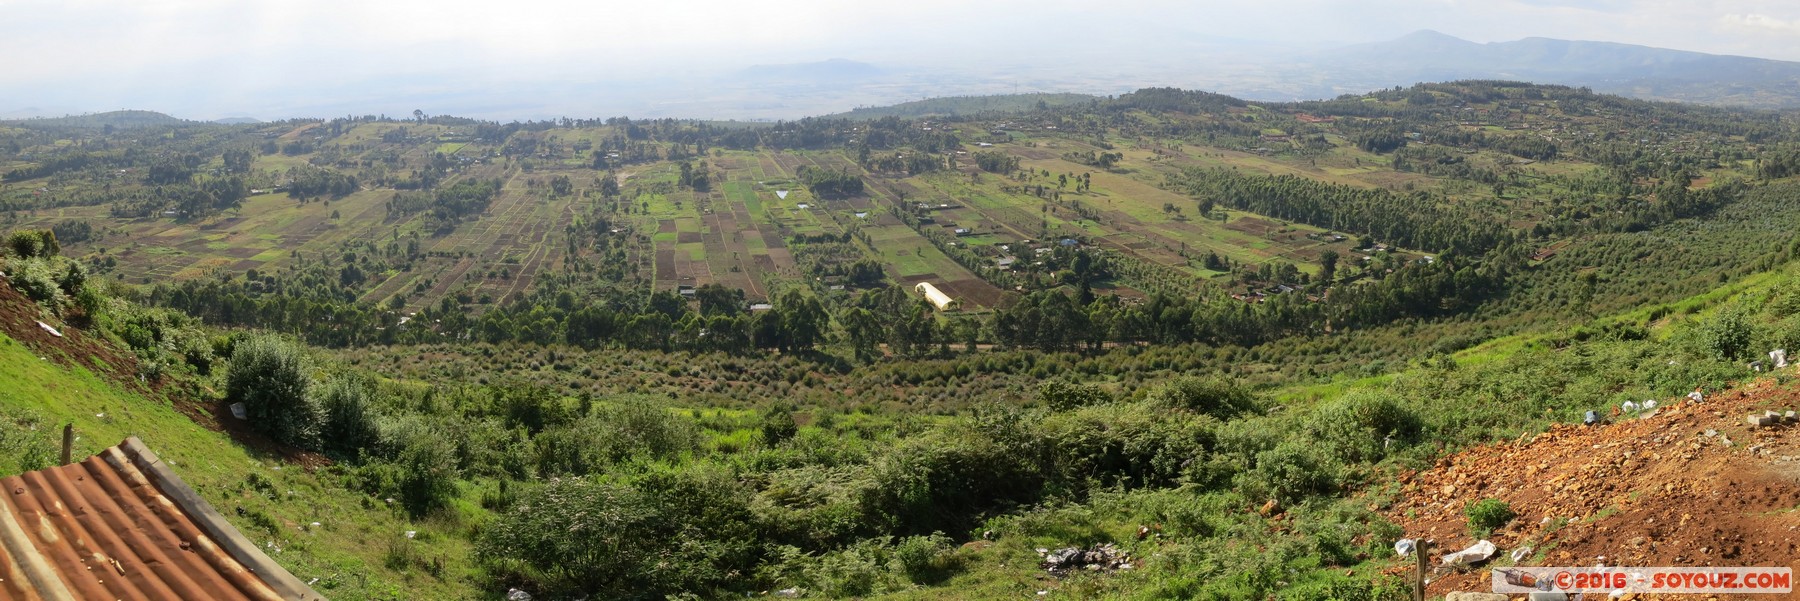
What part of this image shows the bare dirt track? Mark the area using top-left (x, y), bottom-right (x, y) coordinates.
top-left (1384, 378), bottom-right (1800, 600)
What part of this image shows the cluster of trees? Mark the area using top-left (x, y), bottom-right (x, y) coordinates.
top-left (407, 179), bottom-right (501, 234)
top-left (1166, 167), bottom-right (1506, 255)
top-left (971, 150), bottom-right (1019, 173)
top-left (795, 166), bottom-right (864, 198)
top-left (284, 166), bottom-right (359, 200)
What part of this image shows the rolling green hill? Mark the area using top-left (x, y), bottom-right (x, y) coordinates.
top-left (3, 80), bottom-right (1800, 599)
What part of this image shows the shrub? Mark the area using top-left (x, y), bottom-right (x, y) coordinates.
top-left (370, 415), bottom-right (460, 516)
top-left (1695, 303), bottom-right (1753, 361)
top-left (1144, 377), bottom-right (1259, 419)
top-left (1241, 441), bottom-right (1338, 505)
top-left (860, 427), bottom-right (1042, 536)
top-left (1037, 379), bottom-right (1109, 411)
top-left (5, 229), bottom-right (57, 259)
top-left (8, 258), bottom-right (67, 310)
top-left (760, 404), bottom-right (799, 446)
top-left (1039, 402), bottom-right (1218, 492)
top-left (479, 468), bottom-right (756, 599)
top-left (535, 399), bottom-right (699, 476)
top-left (1465, 498), bottom-right (1515, 535)
top-left (1306, 391), bottom-right (1422, 464)
top-left (314, 375), bottom-right (385, 460)
top-left (225, 335), bottom-right (323, 449)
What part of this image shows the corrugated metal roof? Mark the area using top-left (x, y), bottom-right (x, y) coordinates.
top-left (0, 437), bottom-right (324, 600)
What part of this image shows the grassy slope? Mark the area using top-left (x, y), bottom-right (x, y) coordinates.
top-left (0, 332), bottom-right (478, 600)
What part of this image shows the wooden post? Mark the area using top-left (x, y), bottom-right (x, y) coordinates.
top-left (59, 424), bottom-right (73, 465)
top-left (1414, 539), bottom-right (1431, 601)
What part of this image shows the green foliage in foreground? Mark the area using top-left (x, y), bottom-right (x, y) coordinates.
top-left (1465, 498), bottom-right (1516, 537)
top-left (8, 230), bottom-right (1800, 599)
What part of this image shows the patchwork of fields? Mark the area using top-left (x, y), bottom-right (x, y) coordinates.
top-left (7, 117), bottom-right (1512, 313)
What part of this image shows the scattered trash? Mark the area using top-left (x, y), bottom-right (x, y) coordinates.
top-left (1510, 545), bottom-right (1534, 562)
top-left (404, 530), bottom-right (417, 539)
top-left (1642, 400), bottom-right (1657, 411)
top-left (774, 588), bottom-right (801, 599)
top-left (1394, 538), bottom-right (1416, 557)
top-left (309, 521), bottom-right (322, 528)
top-left (1498, 567), bottom-right (1553, 590)
top-left (1621, 401), bottom-right (1638, 413)
top-left (36, 321), bottom-right (62, 338)
top-left (1440, 539), bottom-right (1497, 567)
top-left (229, 403), bottom-right (248, 420)
top-left (1583, 410), bottom-right (1600, 426)
top-left (775, 190), bottom-right (789, 199)
top-left (1688, 389), bottom-right (1705, 403)
top-left (1773, 349), bottom-right (1788, 369)
top-left (506, 588), bottom-right (533, 601)
top-left (1039, 543), bottom-right (1131, 576)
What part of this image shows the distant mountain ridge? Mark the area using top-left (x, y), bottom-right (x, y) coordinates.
top-left (826, 93), bottom-right (1099, 120)
top-left (1314, 30), bottom-right (1800, 108)
top-left (0, 110), bottom-right (185, 128)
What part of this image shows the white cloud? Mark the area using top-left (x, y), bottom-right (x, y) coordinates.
top-left (1719, 12), bottom-right (1800, 33)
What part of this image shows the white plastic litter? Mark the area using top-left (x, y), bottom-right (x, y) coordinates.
top-left (36, 321), bottom-right (62, 338)
top-left (1774, 349), bottom-right (1788, 369)
top-left (1642, 400), bottom-right (1657, 410)
top-left (1621, 401), bottom-right (1638, 413)
top-left (229, 403), bottom-right (248, 420)
top-left (1394, 538), bottom-right (1416, 557)
top-left (776, 190), bottom-right (789, 199)
top-left (1511, 546), bottom-right (1533, 562)
top-left (1440, 539), bottom-right (1497, 566)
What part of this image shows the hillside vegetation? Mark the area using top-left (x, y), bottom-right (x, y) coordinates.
top-left (2, 81), bottom-right (1800, 599)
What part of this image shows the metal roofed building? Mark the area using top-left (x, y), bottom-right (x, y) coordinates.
top-left (0, 437), bottom-right (323, 600)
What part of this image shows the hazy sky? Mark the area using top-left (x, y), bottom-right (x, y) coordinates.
top-left (4, 0), bottom-right (1800, 119)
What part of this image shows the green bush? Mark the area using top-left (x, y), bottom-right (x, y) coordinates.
top-left (1241, 441), bottom-right (1338, 505)
top-left (1039, 402), bottom-right (1218, 492)
top-left (1695, 303), bottom-right (1754, 361)
top-left (1306, 391), bottom-right (1421, 464)
top-left (760, 404), bottom-right (799, 446)
top-left (1465, 498), bottom-right (1515, 535)
top-left (5, 229), bottom-right (57, 259)
top-left (369, 415), bottom-right (459, 516)
top-left (314, 375), bottom-right (385, 460)
top-left (534, 399), bottom-right (698, 476)
top-left (1037, 379), bottom-right (1109, 411)
top-left (861, 427), bottom-right (1042, 536)
top-left (1144, 377), bottom-right (1259, 419)
top-left (8, 258), bottom-right (67, 311)
top-left (226, 334), bottom-right (323, 449)
top-left (479, 468), bottom-right (756, 600)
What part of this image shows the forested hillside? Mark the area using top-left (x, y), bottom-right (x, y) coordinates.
top-left (3, 81), bottom-right (1800, 599)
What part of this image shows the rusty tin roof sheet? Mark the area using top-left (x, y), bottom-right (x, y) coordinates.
top-left (0, 437), bottom-right (323, 600)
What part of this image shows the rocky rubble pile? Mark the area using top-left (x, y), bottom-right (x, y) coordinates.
top-left (1382, 380), bottom-right (1800, 599)
top-left (1037, 543), bottom-right (1132, 576)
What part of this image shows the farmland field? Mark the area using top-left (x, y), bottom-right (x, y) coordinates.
top-left (5, 85), bottom-right (1735, 320)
